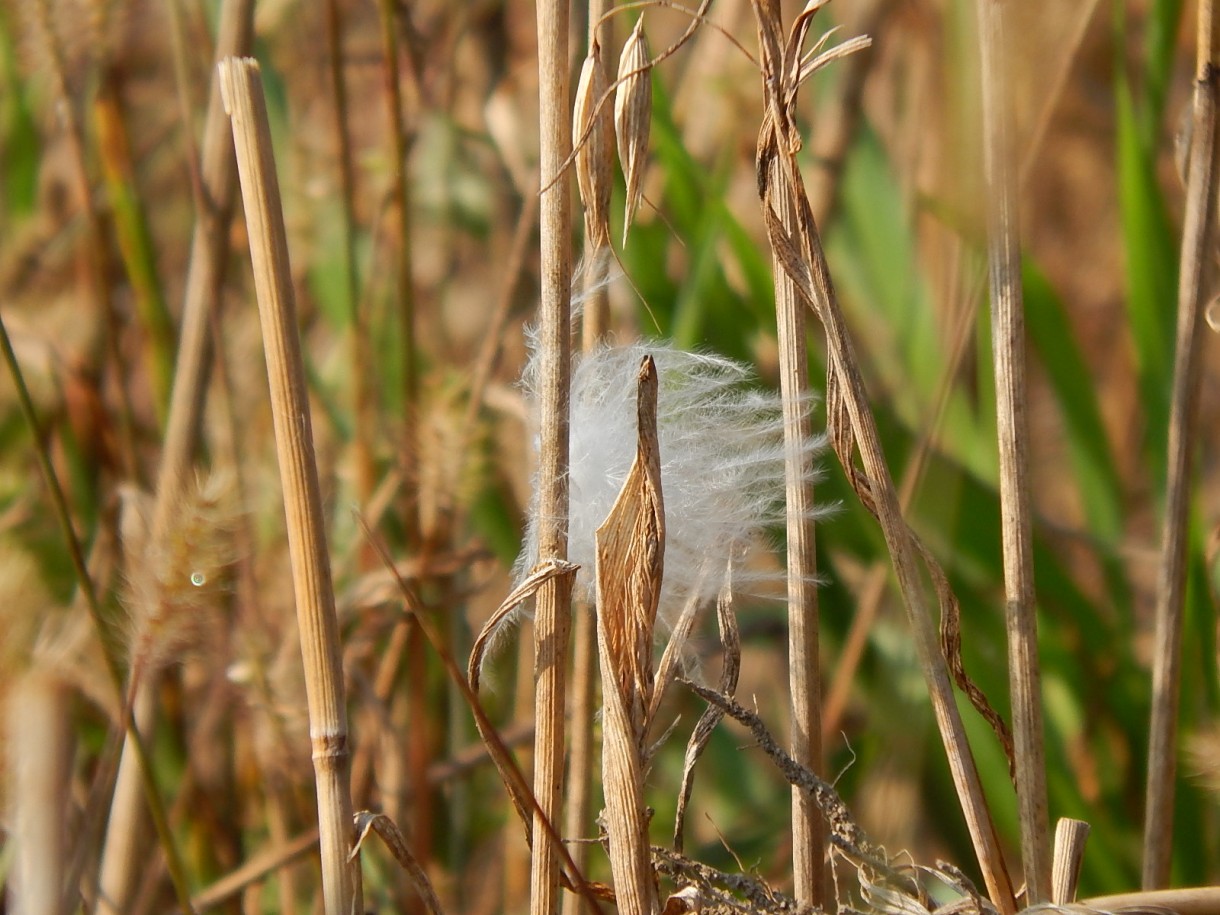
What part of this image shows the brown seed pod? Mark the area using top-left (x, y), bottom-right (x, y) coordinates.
top-left (615, 18), bottom-right (651, 246)
top-left (573, 37), bottom-right (614, 251)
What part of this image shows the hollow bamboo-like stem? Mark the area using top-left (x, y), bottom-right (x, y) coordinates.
top-left (976, 0), bottom-right (1050, 901)
top-left (769, 156), bottom-right (824, 908)
top-left (1142, 22), bottom-right (1219, 885)
top-left (532, 0), bottom-right (575, 912)
top-left (218, 57), bottom-right (362, 915)
top-left (1051, 817), bottom-right (1090, 904)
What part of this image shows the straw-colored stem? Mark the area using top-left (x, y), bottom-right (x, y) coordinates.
top-left (1051, 817), bottom-right (1090, 904)
top-left (1141, 53), bottom-right (1219, 890)
top-left (149, 0), bottom-right (252, 555)
top-left (769, 156), bottom-right (824, 908)
top-left (976, 0), bottom-right (1049, 901)
top-left (7, 671), bottom-right (73, 915)
top-left (532, 0), bottom-right (575, 912)
top-left (751, 4), bottom-right (1013, 909)
top-left (219, 57), bottom-right (362, 915)
top-left (97, 689), bottom-right (156, 915)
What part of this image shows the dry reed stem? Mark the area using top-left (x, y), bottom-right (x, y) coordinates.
top-left (148, 0), bottom-right (253, 564)
top-left (96, 687), bottom-right (155, 915)
top-left (218, 57), bottom-right (362, 915)
top-left (351, 812), bottom-right (445, 915)
top-left (1141, 42), bottom-right (1220, 888)
top-left (1051, 818), bottom-right (1090, 904)
top-left (750, 3), bottom-right (1014, 910)
top-left (595, 356), bottom-right (663, 915)
top-left (769, 140), bottom-right (824, 910)
top-left (976, 0), bottom-right (1050, 900)
top-left (533, 0), bottom-right (576, 911)
top-left (7, 671), bottom-right (73, 915)
top-left (364, 525), bottom-right (605, 915)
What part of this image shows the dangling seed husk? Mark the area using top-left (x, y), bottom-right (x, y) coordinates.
top-left (615, 19), bottom-right (651, 246)
top-left (574, 37), bottom-right (613, 251)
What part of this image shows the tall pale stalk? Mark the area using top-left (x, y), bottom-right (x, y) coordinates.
top-left (769, 158), bottom-right (824, 908)
top-left (976, 0), bottom-right (1050, 901)
top-left (751, 2), bottom-right (1014, 910)
top-left (1142, 1), bottom-right (1218, 887)
top-left (219, 57), bottom-right (362, 915)
top-left (532, 0), bottom-right (575, 912)
top-left (7, 671), bottom-right (73, 915)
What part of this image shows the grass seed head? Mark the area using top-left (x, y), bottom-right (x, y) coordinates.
top-left (615, 19), bottom-right (652, 246)
top-left (574, 37), bottom-right (614, 251)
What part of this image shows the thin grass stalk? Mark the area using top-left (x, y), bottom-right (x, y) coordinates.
top-left (975, 0), bottom-right (1050, 901)
top-left (323, 0), bottom-right (376, 508)
top-left (218, 57), bottom-right (363, 915)
top-left (375, 0), bottom-right (420, 543)
top-left (7, 671), bottom-right (73, 915)
top-left (92, 76), bottom-right (176, 426)
top-left (0, 311), bottom-right (196, 915)
top-left (1141, 5), bottom-right (1218, 886)
top-left (96, 689), bottom-right (156, 915)
top-left (533, 0), bottom-right (575, 912)
top-left (27, 0), bottom-right (138, 477)
top-left (565, 7), bottom-right (612, 913)
top-left (768, 156), bottom-right (824, 908)
top-left (750, 4), bottom-right (1014, 910)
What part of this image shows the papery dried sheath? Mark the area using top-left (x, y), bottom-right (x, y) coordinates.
top-left (574, 38), bottom-right (613, 250)
top-left (615, 19), bottom-right (651, 246)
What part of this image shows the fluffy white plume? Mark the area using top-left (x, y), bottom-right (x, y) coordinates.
top-left (515, 340), bottom-right (825, 624)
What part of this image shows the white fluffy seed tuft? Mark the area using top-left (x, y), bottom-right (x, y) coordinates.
top-left (515, 340), bottom-right (826, 625)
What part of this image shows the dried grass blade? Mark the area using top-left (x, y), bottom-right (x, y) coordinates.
top-left (595, 355), bottom-right (663, 915)
top-left (351, 811), bottom-right (445, 915)
top-left (1142, 63), bottom-right (1220, 889)
top-left (673, 573), bottom-right (739, 852)
top-left (468, 559), bottom-right (581, 691)
top-left (748, 3), bottom-right (1014, 909)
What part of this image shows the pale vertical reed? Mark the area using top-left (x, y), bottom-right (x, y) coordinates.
top-left (1143, 0), bottom-right (1218, 887)
top-left (976, 0), bottom-right (1050, 900)
top-left (566, 7), bottom-right (612, 914)
top-left (7, 671), bottom-right (73, 915)
top-left (218, 57), bottom-right (363, 915)
top-left (750, 1), bottom-right (1015, 909)
top-left (1051, 817), bottom-right (1090, 904)
top-left (533, 0), bottom-right (575, 911)
top-left (769, 155), bottom-right (825, 909)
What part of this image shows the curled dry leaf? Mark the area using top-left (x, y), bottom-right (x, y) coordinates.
top-left (615, 18), bottom-right (651, 246)
top-left (574, 37), bottom-right (613, 250)
top-left (595, 354), bottom-right (663, 915)
top-left (351, 810), bottom-right (445, 915)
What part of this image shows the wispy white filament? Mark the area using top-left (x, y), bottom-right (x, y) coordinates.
top-left (515, 340), bottom-right (825, 626)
